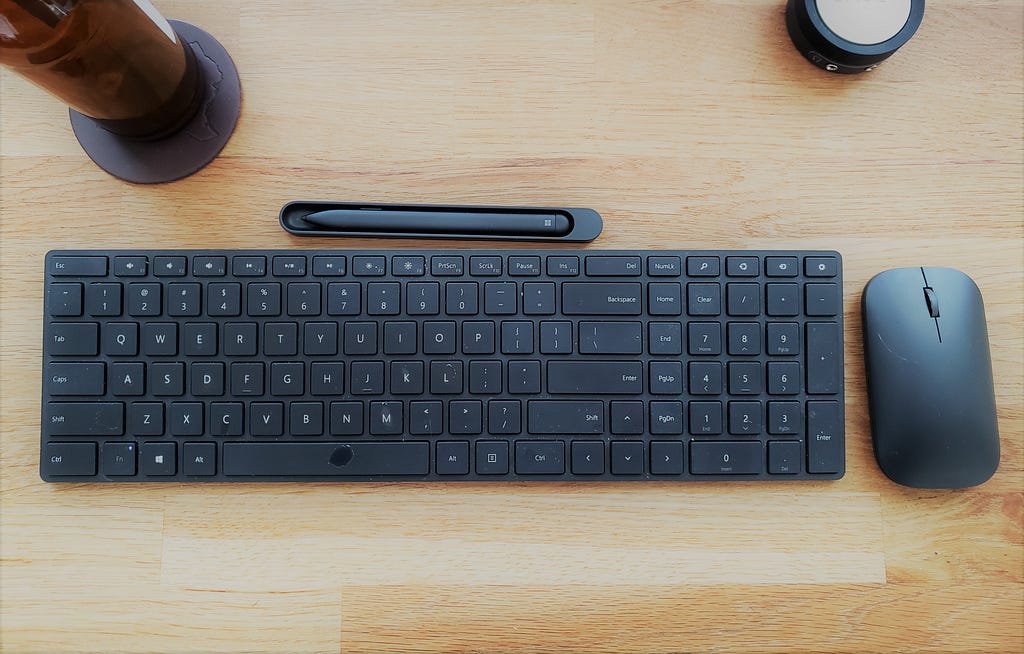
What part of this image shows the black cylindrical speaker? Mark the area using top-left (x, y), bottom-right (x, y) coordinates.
top-left (786, 0), bottom-right (925, 74)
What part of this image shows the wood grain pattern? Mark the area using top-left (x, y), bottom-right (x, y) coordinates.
top-left (1, 1), bottom-right (1022, 652)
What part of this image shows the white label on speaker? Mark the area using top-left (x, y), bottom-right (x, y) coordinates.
top-left (133, 0), bottom-right (177, 43)
top-left (815, 0), bottom-right (912, 45)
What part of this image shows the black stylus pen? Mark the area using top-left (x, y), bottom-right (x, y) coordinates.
top-left (301, 208), bottom-right (572, 237)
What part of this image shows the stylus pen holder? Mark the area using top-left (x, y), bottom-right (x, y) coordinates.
top-left (281, 202), bottom-right (604, 243)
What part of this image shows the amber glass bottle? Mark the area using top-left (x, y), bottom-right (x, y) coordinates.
top-left (0, 0), bottom-right (202, 139)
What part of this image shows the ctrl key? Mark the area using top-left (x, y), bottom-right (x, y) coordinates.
top-left (41, 442), bottom-right (96, 478)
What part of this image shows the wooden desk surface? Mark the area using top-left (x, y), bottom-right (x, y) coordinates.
top-left (1, 1), bottom-right (1022, 652)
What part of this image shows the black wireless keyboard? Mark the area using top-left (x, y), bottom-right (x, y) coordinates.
top-left (41, 249), bottom-right (844, 482)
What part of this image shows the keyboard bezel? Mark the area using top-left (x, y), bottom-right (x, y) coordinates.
top-left (41, 249), bottom-right (845, 482)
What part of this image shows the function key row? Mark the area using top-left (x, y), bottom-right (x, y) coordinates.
top-left (50, 255), bottom-right (840, 279)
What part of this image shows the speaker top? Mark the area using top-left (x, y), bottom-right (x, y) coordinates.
top-left (786, 0), bottom-right (925, 74)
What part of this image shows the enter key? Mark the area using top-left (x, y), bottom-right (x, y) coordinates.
top-left (807, 400), bottom-right (844, 475)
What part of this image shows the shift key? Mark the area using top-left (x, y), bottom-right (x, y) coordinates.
top-left (45, 402), bottom-right (124, 436)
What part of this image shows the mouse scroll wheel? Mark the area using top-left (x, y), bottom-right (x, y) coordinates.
top-left (923, 287), bottom-right (940, 318)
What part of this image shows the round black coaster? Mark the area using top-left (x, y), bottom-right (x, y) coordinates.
top-left (69, 20), bottom-right (241, 184)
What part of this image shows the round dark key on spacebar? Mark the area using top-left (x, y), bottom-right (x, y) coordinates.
top-left (222, 442), bottom-right (430, 476)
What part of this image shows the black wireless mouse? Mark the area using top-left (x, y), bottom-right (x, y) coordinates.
top-left (862, 267), bottom-right (1000, 489)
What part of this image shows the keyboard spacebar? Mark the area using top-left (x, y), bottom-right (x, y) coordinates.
top-left (223, 442), bottom-right (430, 476)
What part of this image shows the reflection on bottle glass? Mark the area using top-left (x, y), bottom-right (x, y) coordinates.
top-left (0, 0), bottom-right (202, 139)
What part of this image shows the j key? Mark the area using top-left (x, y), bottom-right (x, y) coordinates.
top-left (49, 256), bottom-right (107, 276)
top-left (45, 402), bottom-right (123, 435)
top-left (586, 256), bottom-right (641, 276)
top-left (579, 322), bottom-right (642, 355)
top-left (193, 256), bottom-right (227, 276)
top-left (562, 283), bottom-right (642, 316)
top-left (47, 363), bottom-right (105, 395)
top-left (548, 361), bottom-right (643, 394)
top-left (515, 441), bottom-right (564, 474)
top-left (48, 322), bottom-right (98, 356)
top-left (690, 441), bottom-right (761, 475)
